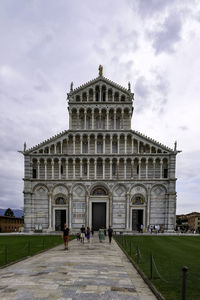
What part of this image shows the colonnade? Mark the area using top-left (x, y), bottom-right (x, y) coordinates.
top-left (70, 84), bottom-right (130, 103)
top-left (69, 106), bottom-right (132, 130)
top-left (32, 157), bottom-right (169, 180)
top-left (38, 134), bottom-right (166, 155)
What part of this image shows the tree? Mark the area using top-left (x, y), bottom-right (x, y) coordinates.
top-left (4, 208), bottom-right (14, 217)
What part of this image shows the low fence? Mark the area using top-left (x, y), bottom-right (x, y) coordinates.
top-left (115, 235), bottom-right (200, 300)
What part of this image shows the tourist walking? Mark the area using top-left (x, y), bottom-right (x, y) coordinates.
top-left (80, 225), bottom-right (86, 243)
top-left (62, 224), bottom-right (70, 250)
top-left (99, 228), bottom-right (105, 242)
top-left (108, 226), bottom-right (113, 244)
top-left (86, 227), bottom-right (90, 242)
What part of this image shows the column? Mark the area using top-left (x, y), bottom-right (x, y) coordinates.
top-left (60, 141), bottom-right (63, 154)
top-left (132, 137), bottom-right (134, 153)
top-left (110, 160), bottom-right (112, 179)
top-left (117, 158), bottom-right (119, 178)
top-left (153, 158), bottom-right (156, 178)
top-left (109, 193), bottom-right (113, 226)
top-left (103, 136), bottom-right (105, 153)
top-left (138, 159), bottom-right (141, 179)
top-left (58, 159), bottom-right (61, 180)
top-left (110, 135), bottom-right (112, 154)
top-left (124, 159), bottom-right (127, 179)
top-left (87, 90), bottom-right (89, 102)
top-left (37, 160), bottom-right (40, 179)
top-left (160, 159), bottom-right (163, 179)
top-left (147, 188), bottom-right (151, 228)
top-left (92, 109), bottom-right (94, 129)
top-left (112, 91), bottom-right (115, 102)
top-left (145, 159), bottom-right (148, 179)
top-left (99, 110), bottom-right (102, 129)
top-left (92, 88), bottom-right (94, 101)
top-left (94, 159), bottom-right (97, 179)
top-left (103, 158), bottom-right (105, 179)
top-left (137, 141), bottom-right (140, 153)
top-left (129, 110), bottom-right (132, 128)
top-left (84, 110), bottom-right (87, 129)
top-left (80, 159), bottom-right (82, 178)
top-left (86, 193), bottom-right (89, 227)
top-left (99, 85), bottom-right (102, 102)
top-left (106, 89), bottom-right (109, 102)
top-left (73, 136), bottom-right (75, 154)
top-left (65, 159), bottom-right (68, 179)
top-left (88, 136), bottom-right (90, 153)
top-left (117, 135), bottom-right (120, 154)
top-left (106, 110), bottom-right (109, 130)
top-left (80, 136), bottom-right (82, 154)
top-left (51, 159), bottom-right (54, 179)
top-left (126, 193), bottom-right (130, 229)
top-left (48, 192), bottom-right (52, 230)
top-left (95, 136), bottom-right (97, 154)
top-left (44, 159), bottom-right (47, 180)
top-left (124, 135), bottom-right (127, 154)
top-left (87, 159), bottom-right (90, 179)
top-left (121, 112), bottom-right (124, 129)
top-left (131, 159), bottom-right (134, 179)
top-left (114, 109), bottom-right (116, 129)
top-left (54, 144), bottom-right (57, 154)
top-left (69, 193), bottom-right (72, 228)
top-left (73, 159), bottom-right (75, 179)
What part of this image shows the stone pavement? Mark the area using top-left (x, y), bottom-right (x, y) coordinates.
top-left (0, 234), bottom-right (156, 300)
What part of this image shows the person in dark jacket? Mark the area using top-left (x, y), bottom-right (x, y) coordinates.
top-left (108, 226), bottom-right (113, 244)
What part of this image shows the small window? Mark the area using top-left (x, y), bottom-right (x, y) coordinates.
top-left (83, 163), bottom-right (87, 175)
top-left (112, 141), bottom-right (117, 154)
top-left (83, 142), bottom-right (88, 154)
top-left (33, 168), bottom-right (37, 179)
top-left (55, 197), bottom-right (65, 205)
top-left (112, 163), bottom-right (116, 176)
top-left (164, 168), bottom-right (168, 178)
top-left (137, 165), bottom-right (139, 175)
top-left (97, 142), bottom-right (103, 153)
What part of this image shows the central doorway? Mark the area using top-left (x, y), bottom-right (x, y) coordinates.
top-left (132, 209), bottom-right (143, 231)
top-left (55, 210), bottom-right (66, 231)
top-left (92, 202), bottom-right (106, 230)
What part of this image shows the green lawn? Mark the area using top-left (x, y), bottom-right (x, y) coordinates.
top-left (115, 235), bottom-right (200, 300)
top-left (0, 235), bottom-right (74, 267)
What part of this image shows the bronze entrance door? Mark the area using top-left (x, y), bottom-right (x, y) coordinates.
top-left (92, 203), bottom-right (106, 230)
top-left (132, 209), bottom-right (143, 231)
top-left (55, 210), bottom-right (66, 231)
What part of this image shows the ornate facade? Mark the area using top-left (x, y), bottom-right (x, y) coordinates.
top-left (22, 67), bottom-right (178, 232)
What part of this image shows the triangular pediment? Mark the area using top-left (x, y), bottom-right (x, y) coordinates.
top-left (68, 76), bottom-right (132, 98)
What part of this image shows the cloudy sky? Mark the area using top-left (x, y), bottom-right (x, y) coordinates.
top-left (0, 0), bottom-right (199, 213)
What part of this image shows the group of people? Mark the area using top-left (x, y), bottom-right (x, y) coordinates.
top-left (62, 224), bottom-right (114, 250)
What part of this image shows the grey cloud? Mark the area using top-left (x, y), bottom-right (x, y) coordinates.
top-left (150, 14), bottom-right (182, 54)
top-left (179, 126), bottom-right (188, 131)
top-left (134, 73), bottom-right (169, 114)
top-left (135, 0), bottom-right (171, 17)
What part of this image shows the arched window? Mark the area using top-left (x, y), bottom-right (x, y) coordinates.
top-left (132, 196), bottom-right (144, 205)
top-left (55, 197), bottom-right (65, 205)
top-left (92, 188), bottom-right (107, 195)
top-left (95, 86), bottom-right (100, 101)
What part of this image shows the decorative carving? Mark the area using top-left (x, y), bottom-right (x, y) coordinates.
top-left (37, 187), bottom-right (46, 195)
top-left (92, 188), bottom-right (107, 195)
top-left (74, 186), bottom-right (83, 196)
top-left (115, 185), bottom-right (125, 196)
top-left (55, 197), bottom-right (66, 205)
top-left (153, 186), bottom-right (164, 196)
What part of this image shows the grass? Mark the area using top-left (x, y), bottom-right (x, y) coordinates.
top-left (115, 235), bottom-right (200, 300)
top-left (0, 235), bottom-right (74, 267)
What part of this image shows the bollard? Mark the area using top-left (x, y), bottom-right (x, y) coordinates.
top-left (130, 241), bottom-right (132, 257)
top-left (5, 245), bottom-right (8, 265)
top-left (28, 241), bottom-right (31, 256)
top-left (182, 266), bottom-right (188, 300)
top-left (150, 252), bottom-right (153, 280)
top-left (137, 245), bottom-right (140, 264)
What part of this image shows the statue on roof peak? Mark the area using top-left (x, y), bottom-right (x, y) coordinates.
top-left (70, 81), bottom-right (73, 92)
top-left (98, 65), bottom-right (103, 76)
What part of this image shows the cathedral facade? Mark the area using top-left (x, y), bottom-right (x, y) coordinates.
top-left (23, 67), bottom-right (178, 232)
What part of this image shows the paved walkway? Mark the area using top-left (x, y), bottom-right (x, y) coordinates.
top-left (0, 234), bottom-right (156, 300)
